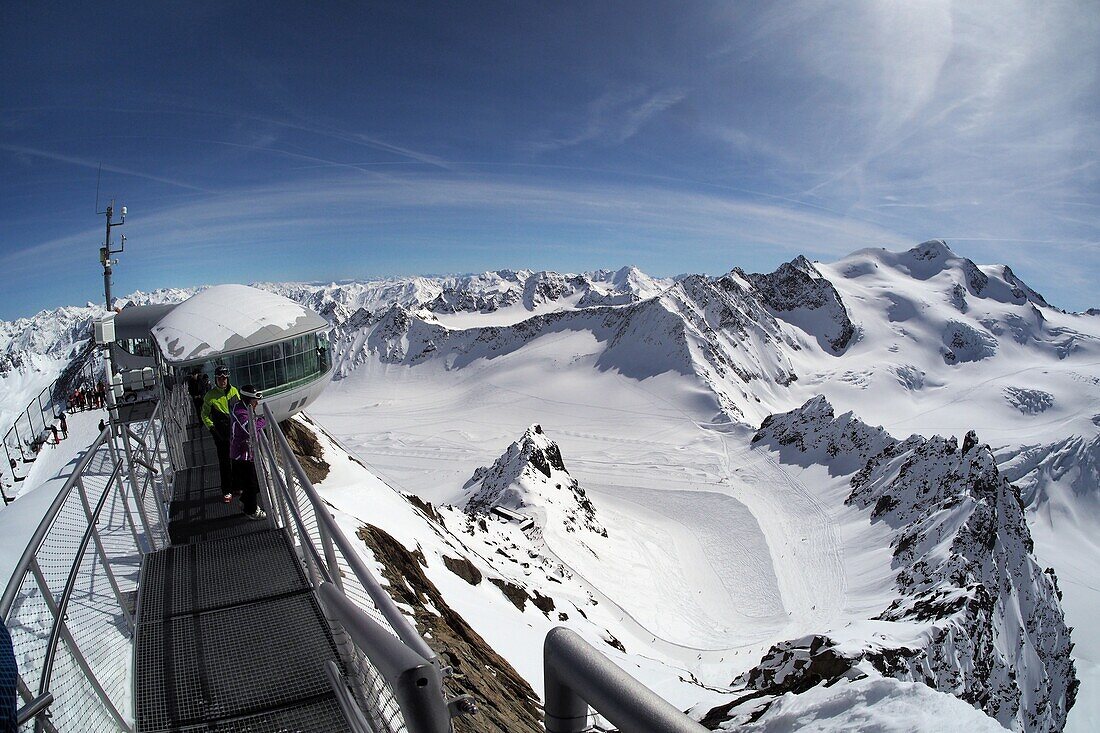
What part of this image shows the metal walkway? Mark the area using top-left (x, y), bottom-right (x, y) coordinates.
top-left (133, 422), bottom-right (350, 732)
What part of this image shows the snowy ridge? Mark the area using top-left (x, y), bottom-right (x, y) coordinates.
top-left (740, 255), bottom-right (856, 353)
top-left (257, 267), bottom-right (674, 321)
top-left (734, 398), bottom-right (1078, 732)
top-left (464, 424), bottom-right (605, 537)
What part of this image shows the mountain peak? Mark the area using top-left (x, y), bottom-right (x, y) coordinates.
top-left (464, 424), bottom-right (605, 536)
top-left (908, 239), bottom-right (954, 261)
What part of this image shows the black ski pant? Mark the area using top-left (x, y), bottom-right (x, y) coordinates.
top-left (211, 430), bottom-right (232, 496)
top-left (232, 459), bottom-right (260, 514)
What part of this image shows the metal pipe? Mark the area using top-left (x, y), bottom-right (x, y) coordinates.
top-left (265, 432), bottom-right (296, 539)
top-left (317, 583), bottom-right (451, 733)
top-left (38, 462), bottom-right (125, 693)
top-left (16, 692), bottom-right (53, 726)
top-left (543, 627), bottom-right (707, 733)
top-left (258, 437), bottom-right (328, 587)
top-left (30, 562), bottom-right (131, 732)
top-left (323, 661), bottom-right (375, 733)
top-left (106, 435), bottom-right (144, 553)
top-left (114, 427), bottom-right (156, 553)
top-left (77, 476), bottom-right (134, 632)
top-left (263, 404), bottom-right (436, 662)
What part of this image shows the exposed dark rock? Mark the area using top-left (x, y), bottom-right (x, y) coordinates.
top-left (489, 578), bottom-right (529, 611)
top-left (443, 555), bottom-right (482, 586)
top-left (701, 636), bottom-right (860, 728)
top-left (406, 493), bottom-right (444, 524)
top-left (357, 525), bottom-right (542, 732)
top-left (531, 592), bottom-right (555, 614)
top-left (962, 430), bottom-right (979, 455)
top-left (742, 256), bottom-right (856, 353)
top-left (280, 415), bottom-right (331, 484)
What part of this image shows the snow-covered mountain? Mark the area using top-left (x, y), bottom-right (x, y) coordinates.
top-left (731, 397), bottom-right (1077, 731)
top-left (463, 423), bottom-right (606, 538)
top-left (5, 242), bottom-right (1098, 731)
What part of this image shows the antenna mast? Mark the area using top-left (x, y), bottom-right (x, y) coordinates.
top-left (99, 199), bottom-right (127, 310)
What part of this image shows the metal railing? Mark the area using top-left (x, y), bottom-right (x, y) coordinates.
top-left (251, 402), bottom-right (710, 733)
top-left (544, 627), bottom-right (707, 733)
top-left (251, 401), bottom-right (460, 733)
top-left (3, 346), bottom-right (103, 493)
top-left (1, 404), bottom-right (173, 732)
top-left (3, 376), bottom-right (711, 733)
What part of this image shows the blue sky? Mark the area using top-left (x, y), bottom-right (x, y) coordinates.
top-left (1, 1), bottom-right (1097, 319)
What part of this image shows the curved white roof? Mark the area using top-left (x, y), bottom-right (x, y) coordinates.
top-left (151, 284), bottom-right (328, 364)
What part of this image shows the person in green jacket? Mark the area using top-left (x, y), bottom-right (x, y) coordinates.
top-left (201, 365), bottom-right (239, 502)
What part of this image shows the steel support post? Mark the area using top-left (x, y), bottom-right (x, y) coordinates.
top-left (319, 526), bottom-right (344, 592)
top-left (76, 477), bottom-right (134, 632)
top-left (261, 435), bottom-right (296, 542)
top-left (148, 416), bottom-right (172, 507)
top-left (278, 442), bottom-right (301, 543)
top-left (112, 429), bottom-right (156, 553)
top-left (17, 677), bottom-right (57, 733)
top-left (109, 456), bottom-right (144, 553)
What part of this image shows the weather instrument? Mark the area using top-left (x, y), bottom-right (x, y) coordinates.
top-left (98, 200), bottom-right (128, 309)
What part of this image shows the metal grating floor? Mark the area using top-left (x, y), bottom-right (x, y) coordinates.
top-left (135, 418), bottom-right (351, 732)
top-left (182, 437), bottom-right (220, 467)
top-left (135, 593), bottom-right (343, 731)
top-left (168, 459), bottom-right (274, 545)
top-left (140, 529), bottom-right (310, 621)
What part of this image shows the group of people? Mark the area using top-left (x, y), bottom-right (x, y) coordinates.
top-left (24, 411), bottom-right (69, 455)
top-left (198, 366), bottom-right (268, 521)
top-left (67, 381), bottom-right (107, 412)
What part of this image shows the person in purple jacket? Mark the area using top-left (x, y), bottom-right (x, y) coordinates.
top-left (230, 385), bottom-right (268, 520)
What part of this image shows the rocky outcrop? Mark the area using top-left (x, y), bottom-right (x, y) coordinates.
top-left (357, 525), bottom-right (542, 732)
top-left (739, 398), bottom-right (1078, 732)
top-left (942, 320), bottom-right (998, 364)
top-left (742, 256), bottom-right (856, 353)
top-left (464, 425), bottom-right (604, 537)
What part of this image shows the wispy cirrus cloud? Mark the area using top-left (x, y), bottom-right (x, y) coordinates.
top-left (0, 144), bottom-right (211, 192)
top-left (529, 86), bottom-right (686, 154)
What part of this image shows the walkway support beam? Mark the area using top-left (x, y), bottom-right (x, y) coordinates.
top-left (544, 627), bottom-right (707, 733)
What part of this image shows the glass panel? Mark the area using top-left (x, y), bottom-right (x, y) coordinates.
top-left (274, 355), bottom-right (286, 386)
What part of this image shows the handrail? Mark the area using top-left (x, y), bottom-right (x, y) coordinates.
top-left (16, 692), bottom-right (53, 725)
top-left (38, 461), bottom-right (124, 695)
top-left (261, 402), bottom-right (437, 661)
top-left (316, 583), bottom-right (452, 733)
top-left (544, 627), bottom-right (707, 733)
top-left (252, 403), bottom-right (460, 733)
